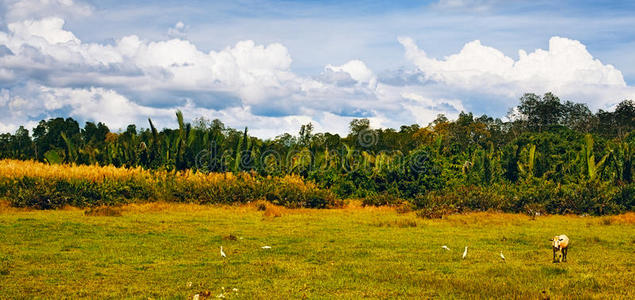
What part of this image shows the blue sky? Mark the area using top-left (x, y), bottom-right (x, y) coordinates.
top-left (1, 0), bottom-right (634, 137)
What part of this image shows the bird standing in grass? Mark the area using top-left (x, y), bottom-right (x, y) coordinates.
top-left (500, 251), bottom-right (506, 262)
top-left (442, 245), bottom-right (450, 251)
top-left (220, 246), bottom-right (226, 258)
top-left (462, 247), bottom-right (468, 259)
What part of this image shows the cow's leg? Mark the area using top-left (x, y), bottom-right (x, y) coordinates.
top-left (563, 248), bottom-right (567, 262)
top-left (553, 248), bottom-right (557, 263)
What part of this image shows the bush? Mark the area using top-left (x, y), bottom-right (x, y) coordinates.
top-left (362, 192), bottom-right (403, 207)
top-left (412, 180), bottom-right (629, 217)
top-left (413, 185), bottom-right (510, 213)
top-left (415, 204), bottom-right (459, 219)
top-left (611, 184), bottom-right (635, 211)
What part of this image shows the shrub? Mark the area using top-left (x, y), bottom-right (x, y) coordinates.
top-left (362, 192), bottom-right (403, 207)
top-left (415, 204), bottom-right (458, 219)
top-left (412, 180), bottom-right (628, 217)
top-left (611, 184), bottom-right (634, 211)
top-left (395, 202), bottom-right (414, 214)
top-left (413, 185), bottom-right (510, 213)
top-left (253, 200), bottom-right (268, 211)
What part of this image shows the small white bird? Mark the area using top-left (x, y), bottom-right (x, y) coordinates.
top-left (261, 246), bottom-right (272, 249)
top-left (462, 246), bottom-right (468, 259)
top-left (441, 245), bottom-right (451, 251)
top-left (220, 246), bottom-right (226, 258)
top-left (193, 294), bottom-right (200, 300)
top-left (500, 251), bottom-right (506, 261)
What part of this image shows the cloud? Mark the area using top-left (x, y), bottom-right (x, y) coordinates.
top-left (401, 92), bottom-right (465, 124)
top-left (0, 84), bottom-right (162, 130)
top-left (0, 0), bottom-right (632, 137)
top-left (167, 21), bottom-right (188, 39)
top-left (399, 36), bottom-right (634, 109)
top-left (7, 17), bottom-right (80, 44)
top-left (0, 82), bottom-right (398, 137)
top-left (0, 17), bottom-right (304, 106)
top-left (0, 13), bottom-right (431, 134)
top-left (325, 60), bottom-right (377, 88)
top-left (3, 0), bottom-right (92, 22)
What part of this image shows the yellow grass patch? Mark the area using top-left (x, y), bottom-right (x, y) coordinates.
top-left (0, 199), bottom-right (30, 213)
top-left (84, 206), bottom-right (123, 217)
top-left (608, 212), bottom-right (635, 225)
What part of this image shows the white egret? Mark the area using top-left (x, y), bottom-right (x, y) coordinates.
top-left (441, 245), bottom-right (450, 251)
top-left (462, 246), bottom-right (468, 259)
top-left (500, 251), bottom-right (506, 261)
top-left (220, 246), bottom-right (226, 258)
top-left (261, 246), bottom-right (272, 249)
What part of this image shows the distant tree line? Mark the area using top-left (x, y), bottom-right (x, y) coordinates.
top-left (1, 93), bottom-right (633, 214)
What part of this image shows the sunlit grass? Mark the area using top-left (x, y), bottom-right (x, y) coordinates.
top-left (0, 159), bottom-right (339, 208)
top-left (0, 202), bottom-right (633, 298)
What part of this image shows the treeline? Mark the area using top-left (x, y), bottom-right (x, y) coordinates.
top-left (1, 93), bottom-right (634, 214)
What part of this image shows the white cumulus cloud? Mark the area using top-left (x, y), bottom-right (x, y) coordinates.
top-left (399, 36), bottom-right (634, 109)
top-left (0, 0), bottom-right (632, 137)
top-left (325, 60), bottom-right (377, 88)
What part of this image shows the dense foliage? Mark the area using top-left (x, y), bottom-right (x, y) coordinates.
top-left (0, 93), bottom-right (633, 214)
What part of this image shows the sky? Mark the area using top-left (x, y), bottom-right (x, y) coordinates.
top-left (0, 0), bottom-right (634, 137)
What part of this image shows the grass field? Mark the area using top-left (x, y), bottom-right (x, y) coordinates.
top-left (0, 201), bottom-right (633, 299)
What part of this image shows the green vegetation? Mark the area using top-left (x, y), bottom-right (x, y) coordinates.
top-left (0, 93), bottom-right (633, 214)
top-left (0, 203), bottom-right (633, 298)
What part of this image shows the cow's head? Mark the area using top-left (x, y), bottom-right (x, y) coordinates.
top-left (551, 236), bottom-right (562, 249)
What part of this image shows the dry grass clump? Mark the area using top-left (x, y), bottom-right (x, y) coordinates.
top-left (372, 218), bottom-right (418, 228)
top-left (223, 234), bottom-right (238, 241)
top-left (120, 202), bottom-right (209, 213)
top-left (263, 204), bottom-right (285, 218)
top-left (247, 200), bottom-right (285, 217)
top-left (0, 200), bottom-right (24, 213)
top-left (84, 206), bottom-right (122, 217)
top-left (605, 212), bottom-right (635, 225)
top-left (251, 200), bottom-right (269, 211)
top-left (264, 206), bottom-right (284, 218)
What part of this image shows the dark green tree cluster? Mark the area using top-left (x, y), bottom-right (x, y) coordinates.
top-left (1, 93), bottom-right (633, 214)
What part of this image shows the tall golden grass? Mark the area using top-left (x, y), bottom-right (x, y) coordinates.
top-left (0, 159), bottom-right (340, 209)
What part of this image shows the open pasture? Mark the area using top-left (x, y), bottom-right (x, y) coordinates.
top-left (0, 202), bottom-right (633, 299)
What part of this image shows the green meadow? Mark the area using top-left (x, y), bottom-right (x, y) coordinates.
top-left (0, 202), bottom-right (633, 299)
